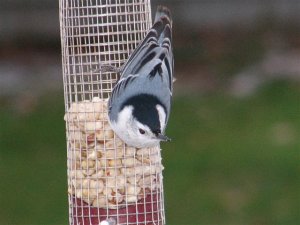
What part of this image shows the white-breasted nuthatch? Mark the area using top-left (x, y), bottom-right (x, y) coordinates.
top-left (107, 5), bottom-right (173, 148)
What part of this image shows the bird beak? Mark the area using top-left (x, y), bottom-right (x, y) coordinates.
top-left (157, 133), bottom-right (171, 142)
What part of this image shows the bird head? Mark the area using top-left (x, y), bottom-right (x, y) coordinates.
top-left (109, 95), bottom-right (170, 148)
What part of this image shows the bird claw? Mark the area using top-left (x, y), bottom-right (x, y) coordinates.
top-left (91, 64), bottom-right (123, 74)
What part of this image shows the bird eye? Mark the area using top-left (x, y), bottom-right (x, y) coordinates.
top-left (139, 128), bottom-right (145, 134)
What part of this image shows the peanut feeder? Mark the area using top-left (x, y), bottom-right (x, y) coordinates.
top-left (59, 1), bottom-right (166, 224)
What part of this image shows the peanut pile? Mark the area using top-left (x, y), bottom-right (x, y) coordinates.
top-left (64, 97), bottom-right (163, 209)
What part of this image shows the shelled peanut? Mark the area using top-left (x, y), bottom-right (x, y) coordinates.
top-left (65, 97), bottom-right (163, 209)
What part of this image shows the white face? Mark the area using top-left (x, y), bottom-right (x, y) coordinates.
top-left (109, 105), bottom-right (166, 148)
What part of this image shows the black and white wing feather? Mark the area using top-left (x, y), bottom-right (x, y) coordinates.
top-left (109, 6), bottom-right (173, 119)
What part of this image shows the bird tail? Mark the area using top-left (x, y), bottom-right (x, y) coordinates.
top-left (154, 5), bottom-right (172, 25)
top-left (154, 5), bottom-right (172, 45)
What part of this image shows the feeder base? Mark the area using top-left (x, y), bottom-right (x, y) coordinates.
top-left (71, 193), bottom-right (164, 225)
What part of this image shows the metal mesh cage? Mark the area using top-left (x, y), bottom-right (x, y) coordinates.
top-left (59, 0), bottom-right (165, 224)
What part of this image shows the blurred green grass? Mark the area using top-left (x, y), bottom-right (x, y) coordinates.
top-left (0, 81), bottom-right (299, 225)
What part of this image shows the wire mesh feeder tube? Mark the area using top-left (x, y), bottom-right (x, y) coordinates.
top-left (59, 1), bottom-right (165, 224)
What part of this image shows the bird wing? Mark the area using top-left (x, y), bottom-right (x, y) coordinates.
top-left (119, 6), bottom-right (173, 90)
top-left (109, 6), bottom-right (173, 111)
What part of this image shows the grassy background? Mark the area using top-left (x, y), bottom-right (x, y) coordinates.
top-left (1, 1), bottom-right (300, 224)
top-left (0, 81), bottom-right (299, 225)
